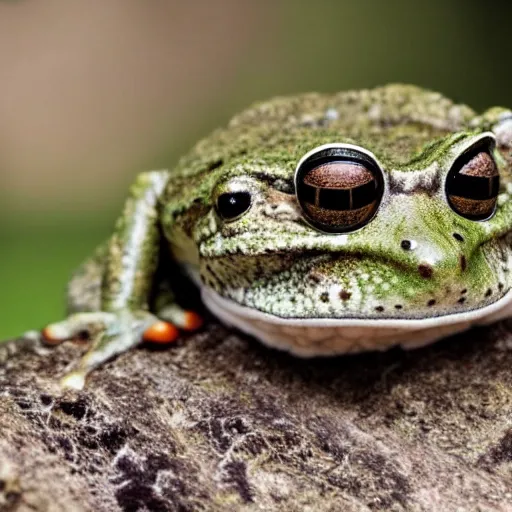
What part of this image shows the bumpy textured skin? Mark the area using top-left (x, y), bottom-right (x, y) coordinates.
top-left (163, 85), bottom-right (512, 315)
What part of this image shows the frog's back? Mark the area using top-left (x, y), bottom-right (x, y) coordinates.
top-left (172, 84), bottom-right (476, 182)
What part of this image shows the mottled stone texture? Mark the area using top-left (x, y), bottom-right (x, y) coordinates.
top-left (1, 319), bottom-right (512, 511)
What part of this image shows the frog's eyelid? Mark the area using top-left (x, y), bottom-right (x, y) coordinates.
top-left (447, 132), bottom-right (497, 167)
top-left (294, 143), bottom-right (384, 180)
top-left (293, 142), bottom-right (386, 200)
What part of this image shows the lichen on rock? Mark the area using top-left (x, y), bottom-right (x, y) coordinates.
top-left (1, 320), bottom-right (512, 511)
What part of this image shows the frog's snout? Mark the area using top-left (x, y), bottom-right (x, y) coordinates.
top-left (397, 231), bottom-right (469, 280)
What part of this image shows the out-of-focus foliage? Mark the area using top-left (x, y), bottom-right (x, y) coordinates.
top-left (1, 0), bottom-right (511, 337)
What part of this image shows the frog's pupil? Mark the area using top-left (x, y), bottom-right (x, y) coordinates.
top-left (216, 192), bottom-right (251, 220)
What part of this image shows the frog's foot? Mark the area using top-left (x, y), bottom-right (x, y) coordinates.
top-left (41, 306), bottom-right (203, 390)
top-left (41, 311), bottom-right (158, 390)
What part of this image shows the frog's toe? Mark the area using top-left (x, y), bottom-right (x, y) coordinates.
top-left (42, 312), bottom-right (116, 345)
top-left (157, 304), bottom-right (204, 332)
top-left (182, 311), bottom-right (204, 331)
top-left (60, 370), bottom-right (87, 391)
top-left (142, 321), bottom-right (180, 344)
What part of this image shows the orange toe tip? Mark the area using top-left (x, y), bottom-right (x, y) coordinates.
top-left (41, 326), bottom-right (64, 345)
top-left (143, 321), bottom-right (179, 344)
top-left (182, 311), bottom-right (204, 331)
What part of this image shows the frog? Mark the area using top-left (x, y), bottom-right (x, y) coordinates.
top-left (2, 84), bottom-right (512, 390)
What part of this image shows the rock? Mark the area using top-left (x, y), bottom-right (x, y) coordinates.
top-left (1, 319), bottom-right (512, 511)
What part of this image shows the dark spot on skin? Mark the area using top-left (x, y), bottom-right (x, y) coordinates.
top-left (427, 299), bottom-right (436, 307)
top-left (461, 289), bottom-right (467, 295)
top-left (453, 233), bottom-right (464, 242)
top-left (339, 290), bottom-right (351, 301)
top-left (499, 283), bottom-right (505, 291)
top-left (400, 240), bottom-right (412, 250)
top-left (418, 264), bottom-right (433, 279)
top-left (375, 306), bottom-right (384, 312)
top-left (207, 158), bottom-right (224, 171)
top-left (458, 297), bottom-right (466, 304)
top-left (503, 267), bottom-right (509, 273)
top-left (320, 292), bottom-right (329, 303)
top-left (394, 304), bottom-right (403, 310)
top-left (486, 288), bottom-right (493, 297)
top-left (460, 255), bottom-right (467, 272)
top-left (308, 272), bottom-right (323, 284)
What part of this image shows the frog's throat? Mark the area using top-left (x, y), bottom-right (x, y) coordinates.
top-left (201, 286), bottom-right (512, 357)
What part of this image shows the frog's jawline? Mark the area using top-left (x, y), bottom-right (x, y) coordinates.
top-left (201, 286), bottom-right (512, 357)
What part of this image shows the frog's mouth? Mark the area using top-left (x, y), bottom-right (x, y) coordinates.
top-left (190, 242), bottom-right (512, 354)
top-left (201, 285), bottom-right (512, 356)
top-left (199, 248), bottom-right (512, 319)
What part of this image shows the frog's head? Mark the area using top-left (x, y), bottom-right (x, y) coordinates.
top-left (165, 89), bottom-right (512, 354)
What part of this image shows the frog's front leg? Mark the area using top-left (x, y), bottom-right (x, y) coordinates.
top-left (46, 170), bottom-right (170, 389)
top-left (5, 170), bottom-right (201, 390)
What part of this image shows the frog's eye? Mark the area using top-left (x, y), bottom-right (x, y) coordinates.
top-left (215, 191), bottom-right (252, 221)
top-left (295, 144), bottom-right (384, 233)
top-left (446, 143), bottom-right (499, 221)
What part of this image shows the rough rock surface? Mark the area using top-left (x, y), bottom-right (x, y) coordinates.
top-left (1, 318), bottom-right (512, 512)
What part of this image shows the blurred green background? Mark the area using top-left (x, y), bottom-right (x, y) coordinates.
top-left (1, 0), bottom-right (511, 338)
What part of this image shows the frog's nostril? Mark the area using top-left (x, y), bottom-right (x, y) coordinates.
top-left (453, 233), bottom-right (464, 242)
top-left (401, 239), bottom-right (417, 251)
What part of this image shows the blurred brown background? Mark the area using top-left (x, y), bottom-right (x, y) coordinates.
top-left (1, 0), bottom-right (511, 337)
